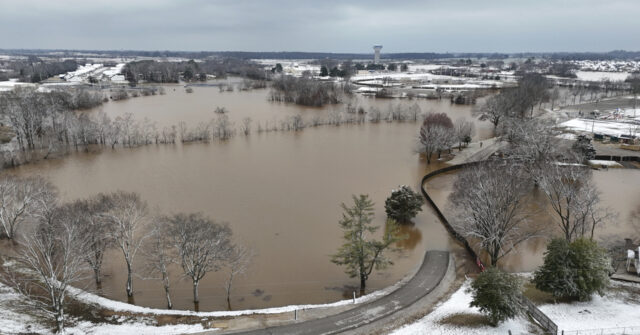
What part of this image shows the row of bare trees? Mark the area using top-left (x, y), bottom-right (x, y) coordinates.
top-left (0, 177), bottom-right (251, 333)
top-left (417, 113), bottom-right (475, 163)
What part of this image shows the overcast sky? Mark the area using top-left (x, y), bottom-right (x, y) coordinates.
top-left (1, 0), bottom-right (638, 53)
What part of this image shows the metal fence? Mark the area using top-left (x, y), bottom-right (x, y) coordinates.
top-left (559, 326), bottom-right (640, 335)
top-left (521, 296), bottom-right (558, 335)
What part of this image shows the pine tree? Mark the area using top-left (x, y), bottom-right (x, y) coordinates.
top-left (384, 186), bottom-right (423, 223)
top-left (331, 195), bottom-right (405, 292)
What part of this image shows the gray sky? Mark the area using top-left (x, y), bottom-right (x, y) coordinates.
top-left (1, 0), bottom-right (638, 53)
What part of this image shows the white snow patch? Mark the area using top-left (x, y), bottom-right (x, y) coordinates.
top-left (587, 160), bottom-right (623, 167)
top-left (66, 321), bottom-right (206, 335)
top-left (538, 281), bottom-right (640, 332)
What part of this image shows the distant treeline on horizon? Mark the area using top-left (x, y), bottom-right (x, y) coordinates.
top-left (1, 49), bottom-right (639, 61)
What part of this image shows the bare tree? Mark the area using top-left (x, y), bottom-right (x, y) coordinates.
top-left (224, 244), bottom-right (253, 310)
top-left (450, 162), bottom-right (537, 266)
top-left (453, 118), bottom-right (475, 150)
top-left (2, 203), bottom-right (89, 333)
top-left (102, 191), bottom-right (149, 298)
top-left (143, 217), bottom-right (176, 309)
top-left (70, 197), bottom-right (115, 286)
top-left (241, 117), bottom-right (252, 136)
top-left (0, 176), bottom-right (55, 240)
top-left (168, 212), bottom-right (233, 306)
top-left (538, 164), bottom-right (612, 241)
top-left (213, 114), bottom-right (234, 140)
top-left (417, 113), bottom-right (455, 163)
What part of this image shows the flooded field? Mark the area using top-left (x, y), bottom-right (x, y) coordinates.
top-left (8, 83), bottom-right (490, 311)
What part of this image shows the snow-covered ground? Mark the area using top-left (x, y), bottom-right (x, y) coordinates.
top-left (0, 79), bottom-right (37, 91)
top-left (560, 118), bottom-right (639, 138)
top-left (539, 281), bottom-right (640, 333)
top-left (391, 279), bottom-right (530, 335)
top-left (392, 279), bottom-right (640, 335)
top-left (0, 282), bottom-right (206, 335)
top-left (575, 71), bottom-right (630, 82)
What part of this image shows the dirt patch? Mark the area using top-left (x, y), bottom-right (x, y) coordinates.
top-left (437, 312), bottom-right (491, 327)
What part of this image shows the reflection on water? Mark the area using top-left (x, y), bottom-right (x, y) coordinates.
top-left (395, 223), bottom-right (423, 251)
top-left (8, 85), bottom-right (492, 311)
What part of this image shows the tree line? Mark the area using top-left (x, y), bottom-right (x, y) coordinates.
top-left (0, 178), bottom-right (251, 333)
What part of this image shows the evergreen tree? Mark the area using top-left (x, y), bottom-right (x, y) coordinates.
top-left (320, 66), bottom-right (329, 77)
top-left (331, 195), bottom-right (405, 292)
top-left (384, 186), bottom-right (423, 223)
top-left (468, 267), bottom-right (523, 326)
top-left (533, 238), bottom-right (611, 301)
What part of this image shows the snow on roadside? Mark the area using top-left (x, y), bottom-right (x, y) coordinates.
top-left (66, 321), bottom-right (205, 335)
top-left (538, 281), bottom-right (640, 332)
top-left (390, 279), bottom-right (530, 335)
top-left (68, 268), bottom-right (411, 317)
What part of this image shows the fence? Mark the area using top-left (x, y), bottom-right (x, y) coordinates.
top-left (421, 162), bottom-right (560, 335)
top-left (593, 155), bottom-right (640, 162)
top-left (520, 296), bottom-right (558, 335)
top-left (559, 326), bottom-right (640, 335)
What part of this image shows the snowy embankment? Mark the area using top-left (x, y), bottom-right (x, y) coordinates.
top-left (0, 282), bottom-right (206, 335)
top-left (68, 270), bottom-right (409, 318)
top-left (390, 279), bottom-right (530, 335)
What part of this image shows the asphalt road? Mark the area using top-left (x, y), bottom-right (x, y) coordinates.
top-left (227, 250), bottom-right (450, 335)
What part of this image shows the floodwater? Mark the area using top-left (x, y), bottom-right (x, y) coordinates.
top-left (9, 83), bottom-right (492, 311)
top-left (426, 169), bottom-right (640, 272)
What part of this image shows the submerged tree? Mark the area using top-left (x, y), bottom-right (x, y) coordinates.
top-left (384, 185), bottom-right (423, 223)
top-left (168, 212), bottom-right (233, 306)
top-left (331, 195), bottom-right (405, 292)
top-left (102, 191), bottom-right (149, 298)
top-left (143, 217), bottom-right (176, 309)
top-left (417, 112), bottom-right (455, 164)
top-left (0, 175), bottom-right (55, 240)
top-left (224, 244), bottom-right (253, 310)
top-left (538, 164), bottom-right (611, 242)
top-left (450, 162), bottom-right (538, 266)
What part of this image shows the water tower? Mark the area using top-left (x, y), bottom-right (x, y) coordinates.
top-left (373, 45), bottom-right (382, 64)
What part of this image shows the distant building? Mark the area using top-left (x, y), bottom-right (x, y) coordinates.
top-left (373, 45), bottom-right (382, 64)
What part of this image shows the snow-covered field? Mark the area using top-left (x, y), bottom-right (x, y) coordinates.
top-left (560, 118), bottom-right (639, 138)
top-left (391, 279), bottom-right (530, 335)
top-left (539, 281), bottom-right (640, 333)
top-left (575, 71), bottom-right (630, 82)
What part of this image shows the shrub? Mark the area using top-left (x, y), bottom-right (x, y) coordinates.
top-left (533, 238), bottom-right (611, 301)
top-left (468, 268), bottom-right (522, 326)
top-left (384, 185), bottom-right (423, 223)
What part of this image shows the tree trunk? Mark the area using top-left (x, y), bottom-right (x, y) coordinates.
top-left (165, 286), bottom-right (172, 309)
top-left (94, 267), bottom-right (101, 286)
top-left (55, 304), bottom-right (65, 334)
top-left (126, 261), bottom-right (133, 297)
top-left (193, 280), bottom-right (199, 303)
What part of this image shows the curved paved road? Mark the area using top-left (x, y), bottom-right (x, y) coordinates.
top-left (230, 250), bottom-right (449, 335)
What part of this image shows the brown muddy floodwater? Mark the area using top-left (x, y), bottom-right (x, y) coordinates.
top-left (8, 83), bottom-right (493, 311)
top-left (426, 169), bottom-right (640, 273)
